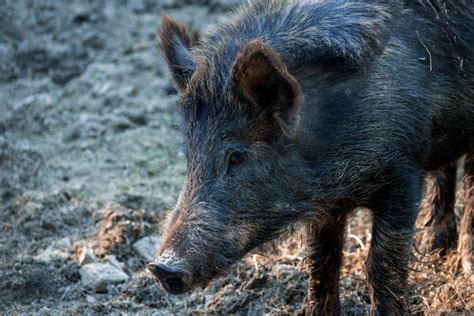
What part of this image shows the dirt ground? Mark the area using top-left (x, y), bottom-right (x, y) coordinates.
top-left (1, 1), bottom-right (472, 315)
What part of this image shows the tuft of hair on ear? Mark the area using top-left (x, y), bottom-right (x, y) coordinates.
top-left (158, 15), bottom-right (196, 90)
top-left (232, 39), bottom-right (303, 137)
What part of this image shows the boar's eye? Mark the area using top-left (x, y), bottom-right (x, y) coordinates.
top-left (228, 151), bottom-right (247, 168)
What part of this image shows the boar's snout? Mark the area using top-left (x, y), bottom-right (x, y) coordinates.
top-left (147, 261), bottom-right (190, 295)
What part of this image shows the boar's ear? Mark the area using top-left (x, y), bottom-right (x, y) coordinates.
top-left (232, 39), bottom-right (302, 137)
top-left (158, 16), bottom-right (196, 90)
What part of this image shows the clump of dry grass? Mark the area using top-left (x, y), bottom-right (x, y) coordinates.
top-left (341, 208), bottom-right (473, 314)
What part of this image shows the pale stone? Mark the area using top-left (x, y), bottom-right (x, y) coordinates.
top-left (35, 237), bottom-right (71, 262)
top-left (80, 262), bottom-right (129, 292)
top-left (132, 236), bottom-right (161, 261)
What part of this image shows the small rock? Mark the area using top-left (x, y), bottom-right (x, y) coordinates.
top-left (80, 262), bottom-right (129, 293)
top-left (121, 109), bottom-right (148, 126)
top-left (35, 248), bottom-right (59, 262)
top-left (51, 64), bottom-right (82, 85)
top-left (132, 236), bottom-right (161, 261)
top-left (82, 34), bottom-right (105, 50)
top-left (108, 115), bottom-right (135, 132)
top-left (55, 237), bottom-right (72, 250)
top-left (86, 294), bottom-right (96, 304)
top-left (105, 254), bottom-right (126, 271)
top-left (35, 237), bottom-right (71, 262)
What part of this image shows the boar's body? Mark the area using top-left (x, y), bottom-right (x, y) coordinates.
top-left (150, 1), bottom-right (474, 314)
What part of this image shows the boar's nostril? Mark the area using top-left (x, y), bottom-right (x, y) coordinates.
top-left (164, 276), bottom-right (184, 292)
top-left (147, 262), bottom-right (186, 295)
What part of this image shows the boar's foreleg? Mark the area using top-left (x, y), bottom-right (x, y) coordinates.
top-left (365, 173), bottom-right (423, 315)
top-left (303, 210), bottom-right (350, 316)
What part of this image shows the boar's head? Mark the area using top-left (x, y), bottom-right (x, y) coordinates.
top-left (147, 16), bottom-right (313, 295)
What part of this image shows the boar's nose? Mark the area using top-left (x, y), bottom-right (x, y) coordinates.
top-left (147, 262), bottom-right (188, 295)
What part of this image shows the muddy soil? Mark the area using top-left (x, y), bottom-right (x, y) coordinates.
top-left (1, 1), bottom-right (472, 315)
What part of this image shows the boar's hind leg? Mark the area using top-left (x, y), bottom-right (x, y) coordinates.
top-left (459, 150), bottom-right (474, 275)
top-left (418, 163), bottom-right (457, 254)
top-left (303, 210), bottom-right (349, 316)
top-left (366, 174), bottom-right (423, 315)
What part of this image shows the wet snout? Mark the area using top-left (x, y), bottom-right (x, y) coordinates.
top-left (147, 261), bottom-right (190, 295)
